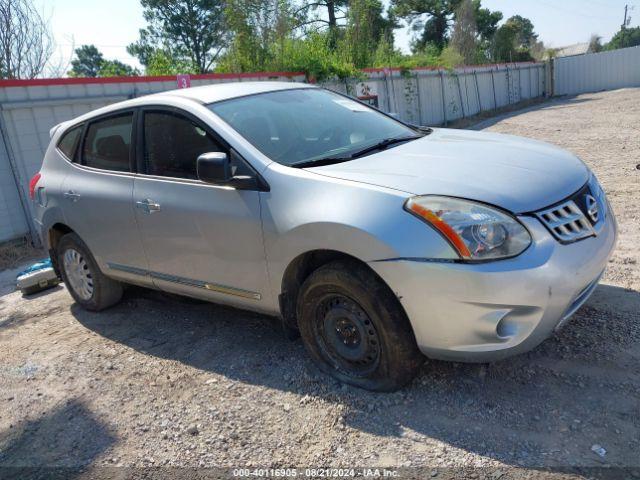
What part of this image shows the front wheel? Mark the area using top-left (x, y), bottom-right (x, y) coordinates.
top-left (297, 260), bottom-right (423, 391)
top-left (57, 233), bottom-right (123, 311)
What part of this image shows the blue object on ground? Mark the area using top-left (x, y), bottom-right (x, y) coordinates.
top-left (17, 258), bottom-right (53, 278)
top-left (16, 258), bottom-right (60, 295)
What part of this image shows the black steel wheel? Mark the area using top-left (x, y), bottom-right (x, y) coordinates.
top-left (315, 294), bottom-right (381, 376)
top-left (297, 259), bottom-right (424, 391)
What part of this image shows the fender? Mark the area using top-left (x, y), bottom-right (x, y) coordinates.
top-left (259, 163), bottom-right (457, 311)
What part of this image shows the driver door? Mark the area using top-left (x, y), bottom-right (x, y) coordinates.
top-left (132, 107), bottom-right (270, 310)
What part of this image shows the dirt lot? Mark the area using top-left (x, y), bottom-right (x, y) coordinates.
top-left (1, 89), bottom-right (639, 479)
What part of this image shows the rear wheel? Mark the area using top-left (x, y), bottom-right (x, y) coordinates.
top-left (297, 260), bottom-right (423, 391)
top-left (57, 233), bottom-right (123, 311)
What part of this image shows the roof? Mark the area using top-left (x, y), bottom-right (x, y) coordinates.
top-left (160, 81), bottom-right (315, 104)
top-left (554, 42), bottom-right (591, 58)
top-left (51, 81), bottom-right (316, 134)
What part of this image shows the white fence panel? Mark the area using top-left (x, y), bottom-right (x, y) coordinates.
top-left (0, 127), bottom-right (29, 242)
top-left (554, 45), bottom-right (640, 95)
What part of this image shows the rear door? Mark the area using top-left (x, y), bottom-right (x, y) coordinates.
top-left (132, 107), bottom-right (270, 310)
top-left (60, 110), bottom-right (151, 286)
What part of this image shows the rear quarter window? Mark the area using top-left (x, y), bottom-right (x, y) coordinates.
top-left (57, 125), bottom-right (83, 161)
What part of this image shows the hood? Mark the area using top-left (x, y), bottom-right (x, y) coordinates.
top-left (308, 128), bottom-right (590, 213)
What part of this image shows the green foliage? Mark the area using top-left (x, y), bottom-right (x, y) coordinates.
top-left (69, 45), bottom-right (104, 77)
top-left (69, 45), bottom-right (139, 78)
top-left (391, 0), bottom-right (501, 57)
top-left (217, 0), bottom-right (387, 80)
top-left (123, 0), bottom-right (544, 80)
top-left (128, 0), bottom-right (227, 74)
top-left (391, 0), bottom-right (463, 51)
top-left (504, 15), bottom-right (537, 48)
top-left (141, 50), bottom-right (196, 76)
top-left (346, 0), bottom-right (389, 68)
top-left (491, 15), bottom-right (538, 63)
top-left (372, 37), bottom-right (407, 67)
top-left (472, 0), bottom-right (502, 42)
top-left (450, 0), bottom-right (477, 65)
top-left (216, 0), bottom-right (302, 73)
top-left (589, 34), bottom-right (603, 53)
top-left (219, 31), bottom-right (359, 82)
top-left (439, 45), bottom-right (464, 68)
top-left (284, 33), bottom-right (361, 81)
top-left (605, 26), bottom-right (640, 50)
top-left (296, 0), bottom-right (349, 32)
top-left (98, 60), bottom-right (140, 77)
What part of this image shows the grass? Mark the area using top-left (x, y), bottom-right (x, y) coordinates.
top-left (0, 237), bottom-right (46, 272)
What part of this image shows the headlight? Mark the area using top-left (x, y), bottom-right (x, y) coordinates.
top-left (405, 196), bottom-right (532, 261)
top-left (589, 173), bottom-right (609, 217)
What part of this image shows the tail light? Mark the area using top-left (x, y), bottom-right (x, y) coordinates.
top-left (29, 172), bottom-right (41, 200)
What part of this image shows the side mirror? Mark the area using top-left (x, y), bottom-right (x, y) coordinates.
top-left (197, 152), bottom-right (231, 184)
top-left (197, 151), bottom-right (260, 190)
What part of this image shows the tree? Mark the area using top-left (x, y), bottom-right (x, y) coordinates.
top-left (505, 15), bottom-right (537, 49)
top-left (99, 60), bottom-right (140, 77)
top-left (217, 0), bottom-right (301, 73)
top-left (69, 45), bottom-right (139, 78)
top-left (588, 34), bottom-right (603, 53)
top-left (491, 15), bottom-right (538, 63)
top-left (128, 0), bottom-right (228, 74)
top-left (391, 0), bottom-right (462, 51)
top-left (392, 0), bottom-right (500, 53)
top-left (0, 0), bottom-right (55, 79)
top-left (69, 45), bottom-right (104, 77)
top-left (294, 1), bottom-right (348, 32)
top-left (606, 26), bottom-right (640, 50)
top-left (472, 0), bottom-right (502, 43)
top-left (449, 0), bottom-right (477, 65)
top-left (145, 49), bottom-right (198, 75)
top-left (346, 0), bottom-right (394, 67)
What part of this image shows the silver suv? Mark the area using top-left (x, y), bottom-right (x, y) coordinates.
top-left (32, 82), bottom-right (617, 391)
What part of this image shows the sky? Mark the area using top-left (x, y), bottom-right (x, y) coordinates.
top-left (38, 0), bottom-right (638, 74)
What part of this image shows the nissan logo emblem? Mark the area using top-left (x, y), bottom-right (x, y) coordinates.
top-left (585, 194), bottom-right (599, 223)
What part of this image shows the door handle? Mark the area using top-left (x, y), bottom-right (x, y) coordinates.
top-left (136, 199), bottom-right (161, 213)
top-left (63, 191), bottom-right (80, 202)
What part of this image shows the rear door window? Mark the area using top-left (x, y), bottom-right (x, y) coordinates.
top-left (82, 113), bottom-right (133, 172)
top-left (57, 125), bottom-right (83, 161)
top-left (143, 111), bottom-right (224, 180)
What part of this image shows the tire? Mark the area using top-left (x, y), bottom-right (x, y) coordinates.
top-left (56, 233), bottom-right (123, 311)
top-left (297, 260), bottom-right (423, 392)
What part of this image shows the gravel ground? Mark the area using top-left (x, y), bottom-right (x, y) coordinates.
top-left (1, 88), bottom-right (639, 479)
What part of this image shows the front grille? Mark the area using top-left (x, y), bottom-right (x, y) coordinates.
top-left (535, 197), bottom-right (595, 243)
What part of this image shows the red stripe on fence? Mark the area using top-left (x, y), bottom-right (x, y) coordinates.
top-left (0, 61), bottom-right (542, 88)
top-left (0, 70), bottom-right (306, 88)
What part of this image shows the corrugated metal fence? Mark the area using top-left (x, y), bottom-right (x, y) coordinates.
top-left (0, 63), bottom-right (546, 243)
top-left (554, 45), bottom-right (640, 95)
top-left (324, 62), bottom-right (546, 125)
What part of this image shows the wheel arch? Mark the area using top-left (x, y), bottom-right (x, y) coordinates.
top-left (278, 249), bottom-right (404, 330)
top-left (47, 223), bottom-right (74, 276)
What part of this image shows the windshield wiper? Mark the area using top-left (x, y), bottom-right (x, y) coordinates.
top-left (347, 135), bottom-right (423, 159)
top-left (290, 156), bottom-right (354, 169)
top-left (290, 135), bottom-right (423, 169)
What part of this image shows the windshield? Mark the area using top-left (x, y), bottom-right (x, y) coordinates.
top-left (208, 88), bottom-right (417, 166)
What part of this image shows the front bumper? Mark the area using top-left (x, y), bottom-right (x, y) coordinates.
top-left (369, 207), bottom-right (618, 362)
